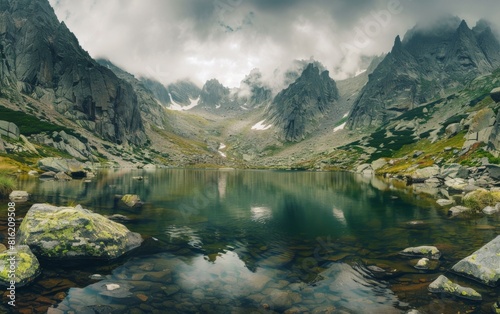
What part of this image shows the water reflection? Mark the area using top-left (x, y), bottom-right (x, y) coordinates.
top-left (5, 169), bottom-right (498, 313)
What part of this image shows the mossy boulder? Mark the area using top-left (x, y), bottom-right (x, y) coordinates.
top-left (428, 275), bottom-right (482, 301)
top-left (17, 204), bottom-right (143, 260)
top-left (0, 245), bottom-right (40, 287)
top-left (463, 189), bottom-right (500, 210)
top-left (451, 235), bottom-right (500, 287)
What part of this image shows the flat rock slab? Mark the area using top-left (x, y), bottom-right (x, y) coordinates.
top-left (428, 275), bottom-right (482, 301)
top-left (448, 206), bottom-right (471, 216)
top-left (452, 235), bottom-right (500, 287)
top-left (436, 199), bottom-right (454, 207)
top-left (399, 246), bottom-right (441, 260)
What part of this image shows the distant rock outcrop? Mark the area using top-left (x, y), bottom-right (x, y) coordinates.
top-left (0, 0), bottom-right (147, 145)
top-left (347, 17), bottom-right (500, 130)
top-left (268, 63), bottom-right (339, 141)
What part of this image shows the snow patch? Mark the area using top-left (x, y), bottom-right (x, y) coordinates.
top-left (251, 120), bottom-right (272, 131)
top-left (218, 143), bottom-right (227, 158)
top-left (167, 93), bottom-right (200, 111)
top-left (355, 69), bottom-right (367, 77)
top-left (334, 122), bottom-right (346, 132)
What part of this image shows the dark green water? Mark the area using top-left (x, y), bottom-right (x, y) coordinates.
top-left (1, 169), bottom-right (499, 313)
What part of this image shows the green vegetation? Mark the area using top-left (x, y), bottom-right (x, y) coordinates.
top-left (463, 189), bottom-right (500, 210)
top-left (0, 105), bottom-right (69, 135)
top-left (0, 174), bottom-right (15, 198)
top-left (379, 131), bottom-right (467, 175)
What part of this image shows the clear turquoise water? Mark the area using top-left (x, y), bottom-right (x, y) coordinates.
top-left (1, 169), bottom-right (499, 313)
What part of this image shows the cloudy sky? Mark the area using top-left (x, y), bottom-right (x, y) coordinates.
top-left (48, 0), bottom-right (499, 88)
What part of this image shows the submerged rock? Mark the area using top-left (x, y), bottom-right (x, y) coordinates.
top-left (428, 275), bottom-right (482, 301)
top-left (451, 235), bottom-right (500, 287)
top-left (17, 204), bottom-right (143, 260)
top-left (414, 258), bottom-right (430, 270)
top-left (120, 194), bottom-right (142, 208)
top-left (400, 246), bottom-right (441, 260)
top-left (0, 245), bottom-right (40, 287)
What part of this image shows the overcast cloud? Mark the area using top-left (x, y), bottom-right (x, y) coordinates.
top-left (48, 0), bottom-right (500, 88)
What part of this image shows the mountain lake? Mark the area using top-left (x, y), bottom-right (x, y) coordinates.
top-left (0, 169), bottom-right (499, 313)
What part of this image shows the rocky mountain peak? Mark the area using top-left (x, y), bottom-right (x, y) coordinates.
top-left (268, 63), bottom-right (339, 141)
top-left (199, 79), bottom-right (231, 109)
top-left (347, 18), bottom-right (500, 130)
top-left (0, 0), bottom-right (147, 145)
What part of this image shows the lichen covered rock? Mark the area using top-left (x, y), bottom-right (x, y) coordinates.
top-left (428, 275), bottom-right (482, 301)
top-left (451, 235), bottom-right (500, 287)
top-left (0, 245), bottom-right (40, 287)
top-left (17, 204), bottom-right (143, 260)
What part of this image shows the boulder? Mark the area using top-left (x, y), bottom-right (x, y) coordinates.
top-left (0, 121), bottom-right (19, 140)
top-left (37, 158), bottom-right (86, 177)
top-left (356, 164), bottom-right (373, 175)
top-left (414, 258), bottom-right (430, 270)
top-left (490, 111), bottom-right (500, 151)
top-left (469, 108), bottom-right (496, 133)
top-left (490, 87), bottom-right (500, 102)
top-left (436, 199), bottom-right (454, 207)
top-left (413, 166), bottom-right (440, 179)
top-left (0, 138), bottom-right (5, 153)
top-left (371, 158), bottom-right (387, 171)
top-left (486, 165), bottom-right (500, 181)
top-left (413, 151), bottom-right (424, 158)
top-left (40, 171), bottom-right (56, 179)
top-left (428, 275), bottom-right (482, 301)
top-left (448, 206), bottom-right (471, 216)
top-left (0, 245), bottom-right (40, 287)
top-left (17, 204), bottom-right (143, 260)
top-left (9, 190), bottom-right (29, 203)
top-left (441, 163), bottom-right (469, 179)
top-left (482, 205), bottom-right (499, 215)
top-left (445, 123), bottom-right (462, 137)
top-left (27, 170), bottom-right (38, 176)
top-left (444, 178), bottom-right (468, 192)
top-left (120, 195), bottom-right (142, 208)
top-left (452, 235), bottom-right (500, 287)
top-left (143, 164), bottom-right (157, 170)
top-left (54, 172), bottom-right (72, 181)
top-left (399, 246), bottom-right (441, 260)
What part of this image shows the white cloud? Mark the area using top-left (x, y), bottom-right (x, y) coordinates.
top-left (48, 0), bottom-right (500, 88)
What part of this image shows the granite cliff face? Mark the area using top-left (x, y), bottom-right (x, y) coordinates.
top-left (268, 63), bottom-right (339, 141)
top-left (0, 0), bottom-right (146, 145)
top-left (347, 18), bottom-right (500, 130)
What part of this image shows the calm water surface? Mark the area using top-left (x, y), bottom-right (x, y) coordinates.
top-left (1, 169), bottom-right (499, 313)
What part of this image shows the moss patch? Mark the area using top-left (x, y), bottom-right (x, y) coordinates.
top-left (463, 189), bottom-right (500, 210)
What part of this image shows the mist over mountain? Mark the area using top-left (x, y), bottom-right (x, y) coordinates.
top-left (347, 17), bottom-right (500, 130)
